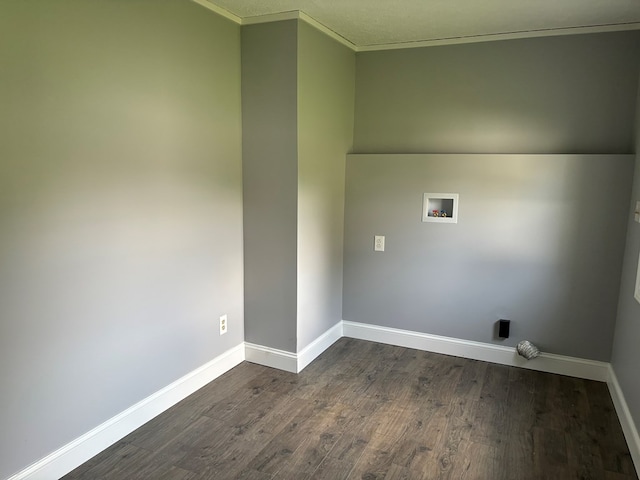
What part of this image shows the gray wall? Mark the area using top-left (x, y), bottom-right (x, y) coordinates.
top-left (242, 21), bottom-right (299, 352)
top-left (354, 32), bottom-right (640, 154)
top-left (0, 2), bottom-right (244, 478)
top-left (296, 22), bottom-right (355, 350)
top-left (346, 32), bottom-right (640, 364)
top-left (611, 79), bottom-right (640, 445)
top-left (243, 20), bottom-right (355, 353)
top-left (343, 154), bottom-right (633, 361)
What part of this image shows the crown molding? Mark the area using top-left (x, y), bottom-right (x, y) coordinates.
top-left (354, 22), bottom-right (640, 51)
top-left (192, 1), bottom-right (640, 52)
top-left (241, 10), bottom-right (299, 25)
top-left (297, 11), bottom-right (358, 51)
top-left (193, 3), bottom-right (358, 51)
top-left (191, 0), bottom-right (242, 24)
top-left (241, 10), bottom-right (357, 51)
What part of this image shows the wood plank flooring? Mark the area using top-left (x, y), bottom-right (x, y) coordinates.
top-left (62, 338), bottom-right (638, 480)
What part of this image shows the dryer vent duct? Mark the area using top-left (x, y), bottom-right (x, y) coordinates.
top-left (516, 340), bottom-right (540, 360)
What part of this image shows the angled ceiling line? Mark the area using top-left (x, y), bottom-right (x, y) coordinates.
top-left (192, 0), bottom-right (640, 52)
top-left (357, 21), bottom-right (640, 51)
top-left (192, 0), bottom-right (242, 24)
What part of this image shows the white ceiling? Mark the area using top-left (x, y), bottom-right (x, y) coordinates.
top-left (204, 0), bottom-right (640, 49)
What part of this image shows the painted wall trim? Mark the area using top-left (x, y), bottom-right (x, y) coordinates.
top-left (241, 10), bottom-right (357, 51)
top-left (343, 321), bottom-right (637, 470)
top-left (240, 10), bottom-right (299, 25)
top-left (342, 321), bottom-right (610, 382)
top-left (297, 11), bottom-right (358, 51)
top-left (9, 323), bottom-right (638, 479)
top-left (7, 344), bottom-right (245, 480)
top-left (297, 322), bottom-right (343, 372)
top-left (608, 367), bottom-right (640, 474)
top-left (244, 342), bottom-right (298, 373)
top-left (356, 22), bottom-right (640, 52)
top-left (245, 322), bottom-right (343, 373)
top-left (191, 1), bottom-right (640, 52)
top-left (190, 0), bottom-right (242, 24)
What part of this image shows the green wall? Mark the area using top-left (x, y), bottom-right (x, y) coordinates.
top-left (0, 2), bottom-right (243, 478)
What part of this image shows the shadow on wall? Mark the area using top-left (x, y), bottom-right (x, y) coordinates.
top-left (342, 154), bottom-right (633, 362)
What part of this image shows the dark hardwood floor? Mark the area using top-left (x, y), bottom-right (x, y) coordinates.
top-left (62, 338), bottom-right (638, 480)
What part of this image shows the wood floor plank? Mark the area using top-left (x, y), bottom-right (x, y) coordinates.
top-left (346, 445), bottom-right (396, 480)
top-left (61, 338), bottom-right (638, 480)
top-left (63, 441), bottom-right (130, 479)
top-left (138, 464), bottom-right (197, 480)
top-left (469, 363), bottom-right (510, 448)
top-left (233, 469), bottom-right (272, 480)
top-left (500, 428), bottom-right (535, 480)
top-left (246, 439), bottom-right (297, 476)
top-left (275, 432), bottom-right (340, 478)
top-left (584, 380), bottom-right (638, 478)
top-left (309, 457), bottom-right (356, 480)
top-left (68, 442), bottom-right (154, 479)
top-left (533, 426), bottom-right (568, 469)
top-left (455, 440), bottom-right (500, 480)
top-left (389, 438), bottom-right (435, 480)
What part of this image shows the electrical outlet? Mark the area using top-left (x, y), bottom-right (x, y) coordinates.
top-left (374, 235), bottom-right (385, 252)
top-left (219, 314), bottom-right (228, 335)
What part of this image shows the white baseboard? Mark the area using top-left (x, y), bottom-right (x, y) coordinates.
top-left (244, 342), bottom-right (298, 373)
top-left (8, 344), bottom-right (245, 480)
top-left (245, 320), bottom-right (611, 381)
top-left (343, 320), bottom-right (636, 474)
top-left (244, 322), bottom-right (343, 373)
top-left (246, 322), bottom-right (637, 477)
top-left (607, 367), bottom-right (640, 474)
top-left (10, 322), bottom-right (637, 480)
top-left (342, 320), bottom-right (610, 382)
top-left (297, 322), bottom-right (343, 372)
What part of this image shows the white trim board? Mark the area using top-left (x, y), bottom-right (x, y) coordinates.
top-left (191, 0), bottom-right (640, 52)
top-left (297, 322), bottom-right (343, 372)
top-left (244, 321), bottom-right (343, 373)
top-left (10, 321), bottom-right (639, 480)
top-left (342, 320), bottom-right (610, 381)
top-left (244, 342), bottom-right (298, 373)
top-left (356, 22), bottom-right (640, 52)
top-left (8, 344), bottom-right (245, 480)
top-left (298, 11), bottom-right (357, 51)
top-left (191, 0), bottom-right (242, 24)
top-left (608, 367), bottom-right (640, 474)
top-left (241, 11), bottom-right (356, 51)
top-left (10, 323), bottom-right (342, 480)
top-left (190, 2), bottom-right (357, 51)
top-left (342, 320), bottom-right (639, 472)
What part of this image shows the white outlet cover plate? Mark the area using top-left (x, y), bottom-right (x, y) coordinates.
top-left (374, 235), bottom-right (385, 252)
